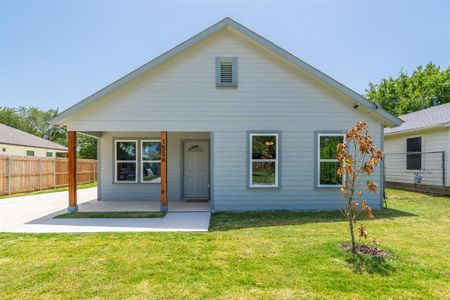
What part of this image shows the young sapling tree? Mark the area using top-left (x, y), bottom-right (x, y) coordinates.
top-left (337, 122), bottom-right (383, 253)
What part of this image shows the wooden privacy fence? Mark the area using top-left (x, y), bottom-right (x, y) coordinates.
top-left (0, 155), bottom-right (97, 196)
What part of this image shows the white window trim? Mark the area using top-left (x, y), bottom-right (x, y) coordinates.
top-left (114, 139), bottom-right (138, 184)
top-left (140, 139), bottom-right (161, 184)
top-left (317, 133), bottom-right (345, 188)
top-left (249, 133), bottom-right (279, 188)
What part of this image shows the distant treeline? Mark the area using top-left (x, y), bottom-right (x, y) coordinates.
top-left (366, 62), bottom-right (450, 116)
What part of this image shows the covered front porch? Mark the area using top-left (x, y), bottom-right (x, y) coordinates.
top-left (66, 131), bottom-right (212, 213)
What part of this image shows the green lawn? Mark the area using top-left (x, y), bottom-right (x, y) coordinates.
top-left (0, 182), bottom-right (97, 199)
top-left (0, 189), bottom-right (449, 299)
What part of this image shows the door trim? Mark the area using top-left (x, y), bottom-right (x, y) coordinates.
top-left (180, 139), bottom-right (210, 200)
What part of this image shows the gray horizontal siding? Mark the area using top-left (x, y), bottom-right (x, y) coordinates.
top-left (74, 31), bottom-right (385, 210)
top-left (213, 128), bottom-right (382, 211)
top-left (69, 33), bottom-right (387, 132)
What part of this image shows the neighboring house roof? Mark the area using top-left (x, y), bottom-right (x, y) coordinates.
top-left (0, 123), bottom-right (68, 151)
top-left (50, 17), bottom-right (402, 128)
top-left (385, 103), bottom-right (450, 136)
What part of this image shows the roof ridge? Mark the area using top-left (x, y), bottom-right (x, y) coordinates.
top-left (399, 102), bottom-right (450, 118)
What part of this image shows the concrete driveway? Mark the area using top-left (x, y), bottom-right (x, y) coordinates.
top-left (0, 188), bottom-right (211, 233)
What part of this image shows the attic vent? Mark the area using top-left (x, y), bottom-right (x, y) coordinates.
top-left (220, 61), bottom-right (233, 83)
top-left (216, 57), bottom-right (237, 87)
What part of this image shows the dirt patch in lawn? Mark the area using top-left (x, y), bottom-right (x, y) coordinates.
top-left (340, 243), bottom-right (391, 257)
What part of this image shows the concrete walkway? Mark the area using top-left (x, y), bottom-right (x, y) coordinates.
top-left (0, 188), bottom-right (211, 233)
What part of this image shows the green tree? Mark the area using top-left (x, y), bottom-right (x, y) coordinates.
top-left (0, 106), bottom-right (97, 159)
top-left (366, 63), bottom-right (450, 116)
top-left (0, 107), bottom-right (31, 132)
top-left (78, 135), bottom-right (97, 159)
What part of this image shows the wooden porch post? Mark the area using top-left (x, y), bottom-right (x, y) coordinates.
top-left (68, 131), bottom-right (78, 212)
top-left (160, 131), bottom-right (168, 211)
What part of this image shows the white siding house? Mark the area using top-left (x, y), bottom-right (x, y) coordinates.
top-left (384, 103), bottom-right (450, 193)
top-left (51, 18), bottom-right (401, 211)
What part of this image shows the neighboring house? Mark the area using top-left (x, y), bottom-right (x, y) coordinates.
top-left (384, 103), bottom-right (450, 193)
top-left (0, 123), bottom-right (67, 158)
top-left (51, 18), bottom-right (401, 212)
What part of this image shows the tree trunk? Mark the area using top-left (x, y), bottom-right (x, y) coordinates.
top-left (349, 214), bottom-right (356, 253)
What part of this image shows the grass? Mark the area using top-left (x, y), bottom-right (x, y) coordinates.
top-left (0, 188), bottom-right (449, 299)
top-left (252, 171), bottom-right (275, 185)
top-left (55, 212), bottom-right (166, 218)
top-left (0, 182), bottom-right (97, 199)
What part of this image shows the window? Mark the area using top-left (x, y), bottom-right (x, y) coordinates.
top-left (46, 152), bottom-right (53, 158)
top-left (115, 140), bottom-right (137, 183)
top-left (26, 150), bottom-right (35, 157)
top-left (216, 57), bottom-right (237, 87)
top-left (406, 137), bottom-right (422, 170)
top-left (141, 140), bottom-right (161, 183)
top-left (317, 133), bottom-right (345, 187)
top-left (56, 152), bottom-right (66, 158)
top-left (249, 132), bottom-right (279, 188)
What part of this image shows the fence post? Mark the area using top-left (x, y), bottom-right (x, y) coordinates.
top-left (53, 159), bottom-right (56, 189)
top-left (38, 158), bottom-right (42, 191)
top-left (7, 156), bottom-right (11, 195)
top-left (442, 151), bottom-right (446, 193)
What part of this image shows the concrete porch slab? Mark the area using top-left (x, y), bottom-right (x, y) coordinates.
top-left (7, 212), bottom-right (211, 233)
top-left (0, 188), bottom-right (211, 233)
top-left (78, 200), bottom-right (211, 212)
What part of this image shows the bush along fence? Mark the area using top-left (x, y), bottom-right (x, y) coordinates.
top-left (0, 155), bottom-right (97, 196)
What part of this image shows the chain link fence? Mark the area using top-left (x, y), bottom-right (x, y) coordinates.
top-left (384, 151), bottom-right (448, 197)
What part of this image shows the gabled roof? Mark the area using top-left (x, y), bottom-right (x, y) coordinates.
top-left (385, 103), bottom-right (450, 135)
top-left (50, 17), bottom-right (402, 128)
top-left (0, 123), bottom-right (68, 151)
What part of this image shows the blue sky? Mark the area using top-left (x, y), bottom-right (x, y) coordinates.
top-left (1, 1), bottom-right (449, 111)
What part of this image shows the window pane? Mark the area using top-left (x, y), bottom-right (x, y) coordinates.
top-left (407, 137), bottom-right (421, 152)
top-left (252, 135), bottom-right (277, 159)
top-left (116, 142), bottom-right (136, 160)
top-left (117, 162), bottom-right (136, 182)
top-left (320, 162), bottom-right (342, 185)
top-left (56, 152), bottom-right (65, 158)
top-left (142, 142), bottom-right (161, 161)
top-left (142, 162), bottom-right (161, 183)
top-left (252, 162), bottom-right (276, 185)
top-left (26, 150), bottom-right (34, 157)
top-left (46, 152), bottom-right (53, 157)
top-left (407, 154), bottom-right (422, 170)
top-left (406, 137), bottom-right (422, 170)
top-left (320, 136), bottom-right (344, 159)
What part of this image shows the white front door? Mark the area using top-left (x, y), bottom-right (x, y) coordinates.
top-left (183, 141), bottom-right (209, 199)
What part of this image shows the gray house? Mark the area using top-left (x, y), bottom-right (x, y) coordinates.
top-left (51, 18), bottom-right (401, 212)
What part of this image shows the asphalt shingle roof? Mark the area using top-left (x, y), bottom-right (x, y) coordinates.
top-left (385, 103), bottom-right (450, 135)
top-left (0, 123), bottom-right (68, 151)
